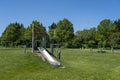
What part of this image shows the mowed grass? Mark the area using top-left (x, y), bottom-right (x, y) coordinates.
top-left (0, 48), bottom-right (120, 80)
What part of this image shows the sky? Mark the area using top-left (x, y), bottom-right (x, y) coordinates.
top-left (0, 0), bottom-right (120, 36)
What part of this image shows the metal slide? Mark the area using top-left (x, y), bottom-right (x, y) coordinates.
top-left (38, 47), bottom-right (61, 66)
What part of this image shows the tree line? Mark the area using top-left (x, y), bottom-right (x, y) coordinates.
top-left (0, 18), bottom-right (120, 49)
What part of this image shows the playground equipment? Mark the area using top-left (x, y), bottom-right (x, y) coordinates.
top-left (32, 24), bottom-right (61, 66)
top-left (38, 47), bottom-right (61, 66)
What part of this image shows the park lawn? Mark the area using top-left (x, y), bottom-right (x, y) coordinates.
top-left (0, 48), bottom-right (120, 80)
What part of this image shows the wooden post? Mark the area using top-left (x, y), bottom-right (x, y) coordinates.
top-left (111, 46), bottom-right (114, 53)
top-left (42, 37), bottom-right (46, 49)
top-left (57, 50), bottom-right (61, 60)
top-left (24, 45), bottom-right (27, 54)
top-left (32, 24), bottom-right (34, 53)
top-left (50, 44), bottom-right (54, 55)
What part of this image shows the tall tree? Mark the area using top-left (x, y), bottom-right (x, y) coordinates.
top-left (108, 19), bottom-right (120, 49)
top-left (96, 19), bottom-right (112, 48)
top-left (24, 26), bottom-right (32, 42)
top-left (48, 22), bottom-right (57, 43)
top-left (55, 18), bottom-right (74, 42)
top-left (1, 22), bottom-right (25, 46)
top-left (114, 19), bottom-right (120, 31)
top-left (0, 37), bottom-right (1, 46)
top-left (76, 28), bottom-right (96, 48)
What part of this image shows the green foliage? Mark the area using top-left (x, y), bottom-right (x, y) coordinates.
top-left (96, 19), bottom-right (112, 48)
top-left (24, 26), bottom-right (32, 41)
top-left (0, 37), bottom-right (1, 46)
top-left (56, 18), bottom-right (74, 42)
top-left (1, 18), bottom-right (120, 48)
top-left (72, 37), bottom-right (82, 48)
top-left (48, 18), bottom-right (74, 48)
top-left (74, 19), bottom-right (120, 49)
top-left (108, 19), bottom-right (120, 48)
top-left (48, 23), bottom-right (57, 43)
top-left (75, 28), bottom-right (96, 48)
top-left (1, 22), bottom-right (25, 47)
top-left (114, 19), bottom-right (120, 31)
top-left (88, 40), bottom-right (96, 48)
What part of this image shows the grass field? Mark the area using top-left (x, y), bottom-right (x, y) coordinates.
top-left (0, 48), bottom-right (120, 80)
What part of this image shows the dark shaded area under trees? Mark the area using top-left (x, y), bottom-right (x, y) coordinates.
top-left (0, 18), bottom-right (120, 49)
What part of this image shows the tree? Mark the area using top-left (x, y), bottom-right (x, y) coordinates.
top-left (114, 19), bottom-right (120, 31)
top-left (108, 19), bottom-right (120, 49)
top-left (0, 37), bottom-right (1, 46)
top-left (96, 19), bottom-right (112, 48)
top-left (1, 22), bottom-right (25, 47)
top-left (72, 36), bottom-right (83, 48)
top-left (75, 28), bottom-right (96, 48)
top-left (24, 26), bottom-right (32, 41)
top-left (56, 18), bottom-right (74, 43)
top-left (48, 23), bottom-right (57, 43)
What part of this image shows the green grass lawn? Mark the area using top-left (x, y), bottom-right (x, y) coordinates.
top-left (0, 48), bottom-right (120, 80)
